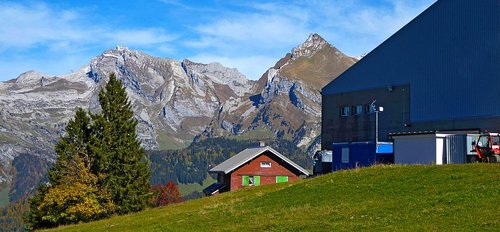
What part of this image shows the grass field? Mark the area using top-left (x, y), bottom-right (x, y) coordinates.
top-left (177, 175), bottom-right (215, 196)
top-left (49, 164), bottom-right (499, 231)
top-left (0, 183), bottom-right (9, 207)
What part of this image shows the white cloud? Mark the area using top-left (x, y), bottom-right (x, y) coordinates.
top-left (186, 14), bottom-right (309, 54)
top-left (0, 0), bottom-right (436, 81)
top-left (182, 3), bottom-right (312, 80)
top-left (183, 0), bottom-right (436, 80)
top-left (0, 2), bottom-right (176, 51)
top-left (323, 0), bottom-right (432, 35)
top-left (304, 0), bottom-right (437, 54)
top-left (0, 1), bottom-right (177, 80)
top-left (0, 2), bottom-right (84, 50)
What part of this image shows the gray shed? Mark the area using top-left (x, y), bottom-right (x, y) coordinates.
top-left (391, 130), bottom-right (479, 165)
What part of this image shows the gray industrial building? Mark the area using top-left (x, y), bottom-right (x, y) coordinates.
top-left (321, 0), bottom-right (500, 150)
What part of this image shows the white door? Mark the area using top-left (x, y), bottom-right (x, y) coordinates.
top-left (436, 138), bottom-right (444, 165)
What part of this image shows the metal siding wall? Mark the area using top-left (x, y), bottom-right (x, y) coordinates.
top-left (321, 85), bottom-right (410, 146)
top-left (394, 134), bottom-right (436, 164)
top-left (322, 0), bottom-right (500, 122)
top-left (410, 0), bottom-right (500, 122)
top-left (332, 143), bottom-right (376, 171)
top-left (446, 135), bottom-right (467, 164)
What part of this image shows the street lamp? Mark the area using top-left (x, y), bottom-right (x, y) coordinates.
top-left (371, 100), bottom-right (384, 144)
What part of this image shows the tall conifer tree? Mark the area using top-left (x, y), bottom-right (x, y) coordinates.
top-left (28, 73), bottom-right (150, 229)
top-left (27, 108), bottom-right (105, 229)
top-left (92, 73), bottom-right (150, 214)
top-left (50, 108), bottom-right (93, 184)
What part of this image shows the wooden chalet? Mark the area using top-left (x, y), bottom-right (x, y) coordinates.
top-left (203, 146), bottom-right (309, 196)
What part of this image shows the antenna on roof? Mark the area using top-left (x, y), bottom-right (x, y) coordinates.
top-left (116, 42), bottom-right (126, 51)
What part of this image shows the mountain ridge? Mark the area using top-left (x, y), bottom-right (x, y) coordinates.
top-left (0, 33), bottom-right (357, 205)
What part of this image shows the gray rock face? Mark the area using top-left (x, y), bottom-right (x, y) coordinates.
top-left (0, 46), bottom-right (257, 189)
top-left (0, 67), bottom-right (97, 194)
top-left (291, 33), bottom-right (329, 60)
top-left (204, 33), bottom-right (356, 153)
top-left (0, 34), bottom-right (356, 201)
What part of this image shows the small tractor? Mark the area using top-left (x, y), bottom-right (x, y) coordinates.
top-left (471, 132), bottom-right (500, 163)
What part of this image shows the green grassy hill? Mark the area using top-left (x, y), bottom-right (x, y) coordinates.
top-left (50, 164), bottom-right (499, 231)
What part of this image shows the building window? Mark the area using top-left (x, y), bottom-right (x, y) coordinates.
top-left (276, 176), bottom-right (288, 183)
top-left (260, 161), bottom-right (271, 168)
top-left (242, 175), bottom-right (260, 186)
top-left (366, 104), bottom-right (376, 114)
top-left (340, 106), bottom-right (351, 116)
top-left (355, 105), bottom-right (364, 115)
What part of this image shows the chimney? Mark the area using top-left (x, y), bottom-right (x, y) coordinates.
top-left (259, 141), bottom-right (266, 147)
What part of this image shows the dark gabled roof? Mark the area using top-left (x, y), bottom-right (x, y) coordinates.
top-left (203, 183), bottom-right (226, 195)
top-left (209, 146), bottom-right (309, 176)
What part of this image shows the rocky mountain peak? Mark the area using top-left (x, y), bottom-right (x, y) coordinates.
top-left (181, 59), bottom-right (248, 83)
top-left (7, 70), bottom-right (57, 89)
top-left (0, 34), bottom-right (360, 205)
top-left (181, 59), bottom-right (253, 98)
top-left (14, 70), bottom-right (47, 82)
top-left (291, 33), bottom-right (329, 60)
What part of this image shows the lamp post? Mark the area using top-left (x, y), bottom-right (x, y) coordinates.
top-left (371, 100), bottom-right (384, 144)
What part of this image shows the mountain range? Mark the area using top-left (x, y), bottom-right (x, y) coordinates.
top-left (0, 33), bottom-right (356, 203)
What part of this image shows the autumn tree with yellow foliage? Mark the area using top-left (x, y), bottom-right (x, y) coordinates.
top-left (36, 155), bottom-right (114, 225)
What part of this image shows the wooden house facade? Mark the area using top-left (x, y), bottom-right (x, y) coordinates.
top-left (203, 146), bottom-right (309, 195)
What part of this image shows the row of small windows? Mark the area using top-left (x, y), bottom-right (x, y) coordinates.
top-left (340, 104), bottom-right (375, 116)
top-left (242, 175), bottom-right (288, 186)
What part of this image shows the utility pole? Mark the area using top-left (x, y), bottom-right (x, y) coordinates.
top-left (371, 100), bottom-right (384, 144)
top-left (376, 109), bottom-right (379, 144)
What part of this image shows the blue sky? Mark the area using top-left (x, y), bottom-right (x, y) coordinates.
top-left (0, 0), bottom-right (436, 81)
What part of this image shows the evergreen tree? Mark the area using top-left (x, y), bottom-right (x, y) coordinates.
top-left (92, 73), bottom-right (150, 214)
top-left (26, 108), bottom-right (110, 229)
top-left (27, 73), bottom-right (150, 228)
top-left (50, 108), bottom-right (93, 184)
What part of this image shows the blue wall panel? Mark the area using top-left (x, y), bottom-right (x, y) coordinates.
top-left (322, 0), bottom-right (500, 122)
top-left (332, 142), bottom-right (393, 171)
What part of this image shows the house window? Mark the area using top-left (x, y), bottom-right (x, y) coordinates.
top-left (340, 106), bottom-right (351, 116)
top-left (276, 176), bottom-right (288, 183)
top-left (242, 175), bottom-right (260, 186)
top-left (260, 161), bottom-right (271, 168)
top-left (355, 105), bottom-right (364, 115)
